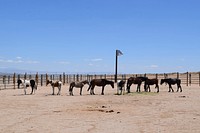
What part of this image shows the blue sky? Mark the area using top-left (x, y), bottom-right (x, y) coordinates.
top-left (0, 0), bottom-right (200, 74)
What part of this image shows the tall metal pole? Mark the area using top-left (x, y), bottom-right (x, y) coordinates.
top-left (115, 50), bottom-right (118, 83)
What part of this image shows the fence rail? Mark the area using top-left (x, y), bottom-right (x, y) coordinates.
top-left (0, 72), bottom-right (199, 90)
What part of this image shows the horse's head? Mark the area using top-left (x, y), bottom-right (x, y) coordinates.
top-left (110, 81), bottom-right (114, 88)
top-left (46, 80), bottom-right (52, 86)
top-left (83, 80), bottom-right (89, 85)
top-left (160, 79), bottom-right (165, 85)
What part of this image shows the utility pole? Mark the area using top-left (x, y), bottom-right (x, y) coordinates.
top-left (115, 50), bottom-right (123, 83)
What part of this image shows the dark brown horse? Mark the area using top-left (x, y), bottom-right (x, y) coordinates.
top-left (117, 80), bottom-right (126, 95)
top-left (126, 77), bottom-right (143, 93)
top-left (160, 78), bottom-right (182, 92)
top-left (69, 80), bottom-right (89, 96)
top-left (87, 79), bottom-right (114, 95)
top-left (144, 78), bottom-right (159, 93)
top-left (47, 80), bottom-right (62, 95)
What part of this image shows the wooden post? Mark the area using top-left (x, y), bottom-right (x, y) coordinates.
top-left (189, 73), bottom-right (191, 86)
top-left (186, 72), bottom-right (189, 86)
top-left (35, 73), bottom-right (38, 85)
top-left (41, 75), bottom-right (43, 86)
top-left (23, 73), bottom-right (25, 80)
top-left (63, 73), bottom-right (65, 85)
top-left (177, 72), bottom-right (179, 79)
top-left (156, 74), bottom-right (158, 79)
top-left (199, 72), bottom-right (200, 86)
top-left (76, 74), bottom-right (79, 82)
top-left (13, 73), bottom-right (16, 89)
top-left (3, 75), bottom-right (6, 89)
top-left (46, 73), bottom-right (48, 86)
top-left (66, 75), bottom-right (69, 83)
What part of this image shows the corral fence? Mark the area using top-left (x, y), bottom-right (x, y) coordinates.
top-left (0, 72), bottom-right (199, 90)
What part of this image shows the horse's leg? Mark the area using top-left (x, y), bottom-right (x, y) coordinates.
top-left (80, 87), bottom-right (83, 95)
top-left (120, 87), bottom-right (123, 95)
top-left (178, 84), bottom-right (182, 92)
top-left (148, 85), bottom-right (151, 92)
top-left (92, 86), bottom-right (96, 95)
top-left (70, 86), bottom-right (74, 96)
top-left (57, 86), bottom-right (61, 95)
top-left (30, 86), bottom-right (33, 95)
top-left (176, 84), bottom-right (179, 92)
top-left (136, 84), bottom-right (140, 92)
top-left (69, 86), bottom-right (72, 96)
top-left (52, 86), bottom-right (55, 95)
top-left (127, 83), bottom-right (131, 93)
top-left (156, 84), bottom-right (159, 93)
top-left (180, 85), bottom-right (182, 92)
top-left (169, 84), bottom-right (174, 92)
top-left (101, 86), bottom-right (105, 95)
top-left (24, 86), bottom-right (27, 95)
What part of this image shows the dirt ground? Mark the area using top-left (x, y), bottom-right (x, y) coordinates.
top-left (0, 83), bottom-right (200, 133)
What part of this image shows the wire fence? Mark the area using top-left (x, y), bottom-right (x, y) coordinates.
top-left (0, 72), bottom-right (199, 90)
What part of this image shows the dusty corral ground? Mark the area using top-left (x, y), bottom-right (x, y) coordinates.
top-left (0, 84), bottom-right (200, 133)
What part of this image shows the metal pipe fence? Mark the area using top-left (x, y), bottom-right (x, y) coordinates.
top-left (0, 72), bottom-right (199, 90)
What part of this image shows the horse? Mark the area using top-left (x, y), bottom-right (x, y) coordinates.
top-left (87, 79), bottom-right (114, 95)
top-left (126, 77), bottom-right (143, 93)
top-left (144, 78), bottom-right (159, 93)
top-left (160, 78), bottom-right (182, 92)
top-left (17, 79), bottom-right (37, 95)
top-left (69, 80), bottom-right (89, 96)
top-left (46, 80), bottom-right (62, 95)
top-left (137, 76), bottom-right (148, 91)
top-left (117, 80), bottom-right (126, 95)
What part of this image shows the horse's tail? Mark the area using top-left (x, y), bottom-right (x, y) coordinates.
top-left (30, 80), bottom-right (35, 88)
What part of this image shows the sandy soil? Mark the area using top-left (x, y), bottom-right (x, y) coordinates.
top-left (0, 83), bottom-right (200, 133)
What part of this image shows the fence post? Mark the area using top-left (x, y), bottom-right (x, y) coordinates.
top-left (177, 72), bottom-right (179, 79)
top-left (46, 73), bottom-right (48, 86)
top-left (76, 74), bottom-right (79, 81)
top-left (189, 73), bottom-right (191, 86)
top-left (41, 75), bottom-right (43, 86)
top-left (66, 75), bottom-right (69, 83)
top-left (3, 75), bottom-right (6, 89)
top-left (63, 73), bottom-right (65, 85)
top-left (186, 72), bottom-right (189, 86)
top-left (199, 72), bottom-right (200, 86)
top-left (156, 74), bottom-right (158, 79)
top-left (13, 73), bottom-right (16, 89)
top-left (35, 73), bottom-right (38, 85)
top-left (24, 73), bottom-right (27, 80)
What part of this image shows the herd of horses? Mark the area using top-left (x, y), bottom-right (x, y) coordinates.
top-left (17, 76), bottom-right (182, 95)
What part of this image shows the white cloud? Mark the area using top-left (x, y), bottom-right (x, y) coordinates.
top-left (16, 56), bottom-right (22, 60)
top-left (150, 65), bottom-right (158, 68)
top-left (58, 61), bottom-right (70, 65)
top-left (0, 58), bottom-right (39, 64)
top-left (88, 63), bottom-right (94, 66)
top-left (91, 58), bottom-right (103, 62)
